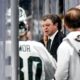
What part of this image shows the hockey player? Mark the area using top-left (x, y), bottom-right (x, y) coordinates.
top-left (55, 8), bottom-right (80, 80)
top-left (19, 41), bottom-right (56, 80)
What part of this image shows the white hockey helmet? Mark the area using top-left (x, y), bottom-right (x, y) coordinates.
top-left (6, 7), bottom-right (28, 38)
top-left (6, 7), bottom-right (27, 23)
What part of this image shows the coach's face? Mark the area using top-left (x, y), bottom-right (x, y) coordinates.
top-left (41, 19), bottom-right (58, 37)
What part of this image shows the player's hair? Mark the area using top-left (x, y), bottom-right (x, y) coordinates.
top-left (64, 8), bottom-right (80, 29)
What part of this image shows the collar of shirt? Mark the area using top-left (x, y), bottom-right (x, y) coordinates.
top-left (49, 30), bottom-right (58, 46)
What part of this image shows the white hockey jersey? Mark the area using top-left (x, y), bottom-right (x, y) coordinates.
top-left (19, 41), bottom-right (56, 80)
top-left (55, 31), bottom-right (80, 80)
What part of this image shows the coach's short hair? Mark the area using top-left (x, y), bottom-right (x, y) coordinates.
top-left (42, 14), bottom-right (62, 31)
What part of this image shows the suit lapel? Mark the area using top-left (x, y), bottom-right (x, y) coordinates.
top-left (50, 32), bottom-right (59, 52)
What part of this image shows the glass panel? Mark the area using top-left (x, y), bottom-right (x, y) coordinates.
top-left (0, 0), bottom-right (18, 80)
top-left (0, 0), bottom-right (11, 80)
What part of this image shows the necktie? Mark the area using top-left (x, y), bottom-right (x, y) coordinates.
top-left (47, 39), bottom-right (51, 52)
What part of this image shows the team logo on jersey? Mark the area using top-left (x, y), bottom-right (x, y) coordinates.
top-left (75, 35), bottom-right (80, 42)
top-left (19, 45), bottom-right (30, 52)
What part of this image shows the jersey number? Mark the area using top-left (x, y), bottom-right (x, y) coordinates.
top-left (20, 56), bottom-right (42, 80)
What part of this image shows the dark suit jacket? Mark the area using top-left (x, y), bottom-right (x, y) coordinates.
top-left (49, 31), bottom-right (65, 61)
top-left (39, 31), bottom-right (65, 61)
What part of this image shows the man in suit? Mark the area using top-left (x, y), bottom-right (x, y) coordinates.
top-left (41, 14), bottom-right (65, 61)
